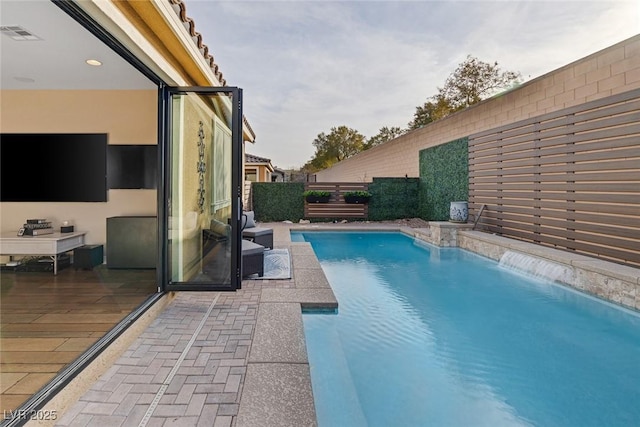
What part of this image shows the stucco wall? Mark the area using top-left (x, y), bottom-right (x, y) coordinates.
top-left (0, 89), bottom-right (157, 248)
top-left (315, 34), bottom-right (640, 182)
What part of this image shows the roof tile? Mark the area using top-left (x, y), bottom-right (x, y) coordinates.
top-left (168, 0), bottom-right (254, 140)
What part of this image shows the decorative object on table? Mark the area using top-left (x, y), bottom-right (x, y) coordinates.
top-left (26, 218), bottom-right (48, 224)
top-left (344, 190), bottom-right (371, 204)
top-left (61, 220), bottom-right (74, 233)
top-left (23, 219), bottom-right (53, 235)
top-left (303, 190), bottom-right (331, 203)
top-left (449, 201), bottom-right (469, 223)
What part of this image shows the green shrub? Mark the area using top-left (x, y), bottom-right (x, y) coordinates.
top-left (368, 178), bottom-right (420, 220)
top-left (419, 137), bottom-right (469, 220)
top-left (252, 182), bottom-right (304, 222)
top-left (303, 190), bottom-right (331, 197)
top-left (343, 190), bottom-right (371, 198)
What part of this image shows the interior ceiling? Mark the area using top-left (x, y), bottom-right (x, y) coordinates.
top-left (1, 0), bottom-right (155, 90)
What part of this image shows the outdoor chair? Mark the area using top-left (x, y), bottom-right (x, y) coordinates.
top-left (241, 211), bottom-right (274, 249)
top-left (242, 239), bottom-right (264, 277)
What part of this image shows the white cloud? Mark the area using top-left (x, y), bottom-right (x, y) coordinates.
top-left (185, 0), bottom-right (639, 168)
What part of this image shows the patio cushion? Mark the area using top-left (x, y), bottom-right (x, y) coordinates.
top-left (242, 227), bottom-right (274, 249)
top-left (241, 211), bottom-right (256, 229)
top-left (242, 227), bottom-right (272, 238)
top-left (242, 239), bottom-right (264, 256)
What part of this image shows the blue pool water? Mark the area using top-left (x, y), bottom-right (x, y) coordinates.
top-left (292, 231), bottom-right (640, 427)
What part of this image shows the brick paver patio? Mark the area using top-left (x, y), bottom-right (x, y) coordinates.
top-left (56, 290), bottom-right (259, 427)
top-left (55, 223), bottom-right (337, 427)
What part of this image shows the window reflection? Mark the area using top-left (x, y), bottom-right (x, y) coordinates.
top-left (168, 93), bottom-right (234, 286)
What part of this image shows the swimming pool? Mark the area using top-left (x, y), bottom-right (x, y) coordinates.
top-left (292, 231), bottom-right (640, 427)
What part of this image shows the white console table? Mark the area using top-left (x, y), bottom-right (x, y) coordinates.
top-left (0, 231), bottom-right (87, 274)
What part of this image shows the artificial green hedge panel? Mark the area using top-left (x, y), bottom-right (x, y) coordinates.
top-left (419, 138), bottom-right (469, 221)
top-left (251, 182), bottom-right (304, 222)
top-left (368, 177), bottom-right (420, 220)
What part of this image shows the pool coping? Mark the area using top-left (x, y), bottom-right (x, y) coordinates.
top-left (291, 222), bottom-right (639, 310)
top-left (252, 222), bottom-right (639, 427)
top-left (236, 226), bottom-right (338, 427)
top-left (291, 222), bottom-right (639, 309)
top-left (252, 222), bottom-right (640, 427)
top-left (284, 222), bottom-right (640, 425)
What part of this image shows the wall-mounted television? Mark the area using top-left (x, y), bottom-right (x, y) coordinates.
top-left (107, 145), bottom-right (157, 189)
top-left (0, 133), bottom-right (108, 202)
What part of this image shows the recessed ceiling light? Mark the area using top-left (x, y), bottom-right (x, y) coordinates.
top-left (86, 59), bottom-right (102, 66)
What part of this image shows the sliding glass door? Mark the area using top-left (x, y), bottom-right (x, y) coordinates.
top-left (162, 87), bottom-right (243, 291)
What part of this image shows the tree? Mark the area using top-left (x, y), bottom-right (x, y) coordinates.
top-left (409, 55), bottom-right (521, 129)
top-left (299, 160), bottom-right (321, 176)
top-left (308, 126), bottom-right (365, 170)
top-left (408, 94), bottom-right (452, 130)
top-left (365, 126), bottom-right (406, 149)
top-left (441, 55), bottom-right (521, 110)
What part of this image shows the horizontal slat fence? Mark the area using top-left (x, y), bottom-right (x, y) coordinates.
top-left (469, 89), bottom-right (640, 268)
top-left (304, 182), bottom-right (369, 219)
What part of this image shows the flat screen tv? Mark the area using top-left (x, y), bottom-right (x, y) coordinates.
top-left (107, 145), bottom-right (157, 189)
top-left (0, 133), bottom-right (108, 202)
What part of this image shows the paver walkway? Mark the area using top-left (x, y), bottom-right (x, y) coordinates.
top-left (55, 223), bottom-right (338, 427)
top-left (56, 291), bottom-right (257, 427)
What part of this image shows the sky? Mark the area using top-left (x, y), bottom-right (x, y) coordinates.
top-left (184, 1), bottom-right (639, 169)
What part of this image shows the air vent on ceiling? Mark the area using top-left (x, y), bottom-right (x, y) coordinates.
top-left (0, 26), bottom-right (42, 41)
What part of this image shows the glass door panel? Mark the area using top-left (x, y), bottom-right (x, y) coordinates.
top-left (164, 88), bottom-right (242, 291)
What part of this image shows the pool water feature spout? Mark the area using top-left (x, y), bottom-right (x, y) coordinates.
top-left (499, 250), bottom-right (574, 284)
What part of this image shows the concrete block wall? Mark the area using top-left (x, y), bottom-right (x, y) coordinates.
top-left (315, 34), bottom-right (640, 182)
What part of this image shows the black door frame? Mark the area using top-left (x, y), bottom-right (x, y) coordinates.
top-left (159, 86), bottom-right (244, 291)
top-left (54, 2), bottom-right (244, 292)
